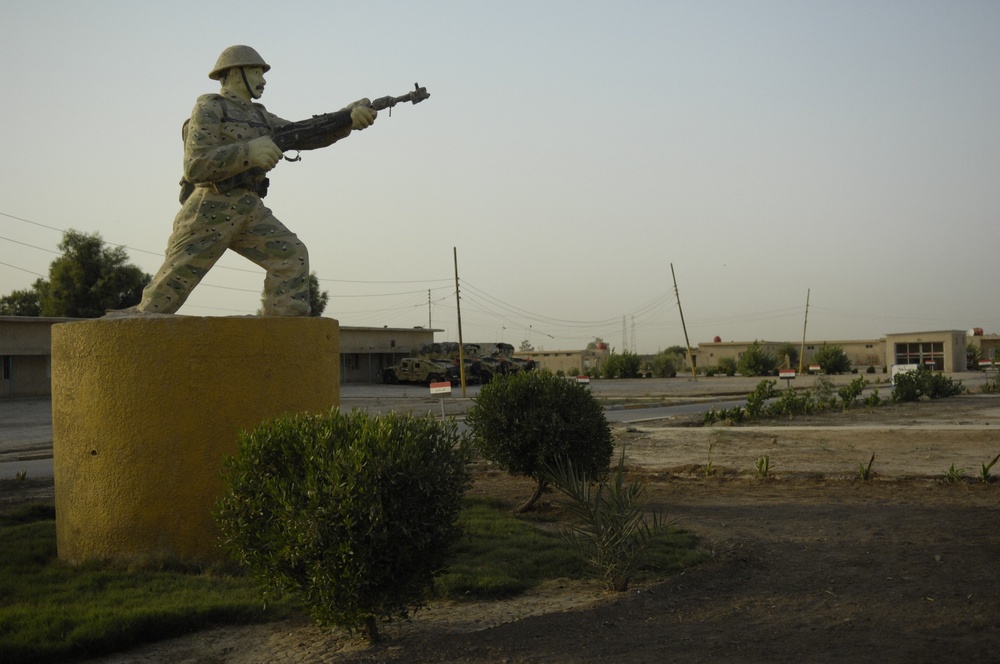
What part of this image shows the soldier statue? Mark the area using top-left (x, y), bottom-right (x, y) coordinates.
top-left (122, 45), bottom-right (377, 317)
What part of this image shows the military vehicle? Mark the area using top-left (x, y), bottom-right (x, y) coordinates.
top-left (382, 357), bottom-right (458, 385)
top-left (413, 341), bottom-right (533, 384)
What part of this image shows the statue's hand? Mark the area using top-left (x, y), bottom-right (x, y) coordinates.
top-left (350, 105), bottom-right (377, 130)
top-left (247, 136), bottom-right (283, 170)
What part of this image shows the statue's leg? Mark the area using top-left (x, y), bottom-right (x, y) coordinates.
top-left (229, 204), bottom-right (310, 316)
top-left (139, 193), bottom-right (233, 314)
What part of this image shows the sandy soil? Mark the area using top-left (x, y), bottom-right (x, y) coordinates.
top-left (8, 391), bottom-right (1000, 663)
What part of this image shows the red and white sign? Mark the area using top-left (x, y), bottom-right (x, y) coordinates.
top-left (779, 369), bottom-right (796, 379)
top-left (429, 381), bottom-right (452, 395)
top-left (809, 364), bottom-right (821, 373)
top-left (576, 376), bottom-right (590, 384)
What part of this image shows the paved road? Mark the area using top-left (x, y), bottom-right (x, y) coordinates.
top-left (1, 372), bottom-right (981, 480)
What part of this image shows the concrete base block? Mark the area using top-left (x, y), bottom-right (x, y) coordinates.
top-left (51, 316), bottom-right (340, 564)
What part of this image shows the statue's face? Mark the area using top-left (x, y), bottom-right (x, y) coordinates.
top-left (244, 66), bottom-right (267, 99)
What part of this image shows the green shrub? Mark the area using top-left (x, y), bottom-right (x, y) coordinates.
top-left (771, 387), bottom-right (813, 418)
top-left (216, 410), bottom-right (472, 642)
top-left (863, 387), bottom-right (883, 408)
top-left (813, 343), bottom-right (852, 374)
top-left (737, 341), bottom-right (778, 377)
top-left (466, 370), bottom-right (614, 512)
top-left (744, 379), bottom-right (780, 419)
top-left (650, 350), bottom-right (678, 377)
top-left (891, 365), bottom-right (965, 403)
top-left (600, 349), bottom-right (643, 378)
top-left (716, 357), bottom-right (738, 377)
top-left (838, 376), bottom-right (867, 410)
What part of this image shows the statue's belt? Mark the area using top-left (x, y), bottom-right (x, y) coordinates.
top-left (196, 169), bottom-right (269, 197)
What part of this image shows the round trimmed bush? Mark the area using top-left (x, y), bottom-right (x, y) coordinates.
top-left (215, 409), bottom-right (472, 642)
top-left (466, 370), bottom-right (614, 512)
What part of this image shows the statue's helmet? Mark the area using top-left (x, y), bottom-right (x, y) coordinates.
top-left (208, 45), bottom-right (270, 80)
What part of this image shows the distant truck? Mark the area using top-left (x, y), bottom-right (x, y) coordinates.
top-left (382, 358), bottom-right (458, 385)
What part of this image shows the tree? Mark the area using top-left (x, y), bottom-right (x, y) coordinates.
top-left (466, 370), bottom-right (614, 512)
top-left (9, 230), bottom-right (151, 318)
top-left (812, 343), bottom-right (852, 374)
top-left (775, 343), bottom-right (800, 369)
top-left (519, 339), bottom-right (534, 352)
top-left (601, 349), bottom-right (643, 378)
top-left (652, 347), bottom-right (687, 377)
top-left (0, 287), bottom-right (42, 316)
top-left (737, 341), bottom-right (778, 377)
top-left (308, 272), bottom-right (328, 316)
top-left (650, 350), bottom-right (677, 378)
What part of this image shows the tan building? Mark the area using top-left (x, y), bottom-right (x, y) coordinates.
top-left (338, 326), bottom-right (439, 384)
top-left (883, 330), bottom-right (969, 373)
top-left (513, 347), bottom-right (611, 376)
top-left (1, 316), bottom-right (438, 399)
top-left (697, 330), bottom-right (972, 374)
top-left (0, 316), bottom-right (60, 399)
top-left (967, 332), bottom-right (999, 367)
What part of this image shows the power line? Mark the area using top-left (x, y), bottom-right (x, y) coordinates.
top-left (0, 210), bottom-right (452, 285)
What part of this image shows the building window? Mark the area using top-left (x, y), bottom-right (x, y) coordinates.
top-left (894, 342), bottom-right (944, 370)
top-left (344, 354), bottom-right (358, 370)
top-left (1, 356), bottom-right (10, 380)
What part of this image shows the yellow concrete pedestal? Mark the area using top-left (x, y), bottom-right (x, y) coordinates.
top-left (51, 316), bottom-right (340, 564)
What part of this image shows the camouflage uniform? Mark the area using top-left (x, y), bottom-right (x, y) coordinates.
top-left (139, 90), bottom-right (347, 316)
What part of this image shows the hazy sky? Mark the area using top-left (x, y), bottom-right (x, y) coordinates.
top-left (2, 1), bottom-right (998, 354)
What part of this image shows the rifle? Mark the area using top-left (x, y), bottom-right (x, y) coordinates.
top-left (271, 82), bottom-right (430, 155)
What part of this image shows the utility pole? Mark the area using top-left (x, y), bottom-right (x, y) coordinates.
top-left (798, 288), bottom-right (810, 375)
top-left (428, 289), bottom-right (431, 329)
top-left (453, 247), bottom-right (467, 396)
top-left (671, 263), bottom-right (697, 379)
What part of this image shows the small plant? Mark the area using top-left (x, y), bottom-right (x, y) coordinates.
top-left (862, 387), bottom-right (882, 409)
top-left (944, 463), bottom-right (966, 483)
top-left (754, 455), bottom-right (771, 479)
top-left (15, 469), bottom-right (27, 481)
top-left (979, 453), bottom-right (1000, 483)
top-left (772, 387), bottom-right (812, 418)
top-left (838, 377), bottom-right (867, 410)
top-left (705, 440), bottom-right (718, 477)
top-left (812, 375), bottom-right (836, 408)
top-left (982, 374), bottom-right (1000, 394)
top-left (546, 451), bottom-right (670, 592)
top-left (744, 379), bottom-right (779, 419)
top-left (858, 453), bottom-right (876, 480)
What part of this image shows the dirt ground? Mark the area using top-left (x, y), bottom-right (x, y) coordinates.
top-left (6, 391), bottom-right (1000, 663)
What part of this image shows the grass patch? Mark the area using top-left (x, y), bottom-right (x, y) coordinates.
top-left (1, 495), bottom-right (703, 662)
top-left (0, 504), bottom-right (293, 664)
top-left (435, 495), bottom-right (703, 599)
